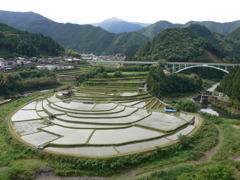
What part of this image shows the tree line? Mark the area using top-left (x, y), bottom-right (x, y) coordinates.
top-left (146, 63), bottom-right (202, 98)
top-left (219, 67), bottom-right (240, 101)
top-left (0, 69), bottom-right (59, 96)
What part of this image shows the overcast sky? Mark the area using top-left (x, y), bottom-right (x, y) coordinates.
top-left (1, 0), bottom-right (240, 24)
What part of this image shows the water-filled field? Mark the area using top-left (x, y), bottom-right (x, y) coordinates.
top-left (10, 89), bottom-right (200, 157)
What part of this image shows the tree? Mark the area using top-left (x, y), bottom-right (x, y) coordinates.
top-left (177, 99), bottom-right (197, 112)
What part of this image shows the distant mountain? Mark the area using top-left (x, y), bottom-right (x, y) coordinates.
top-left (185, 20), bottom-right (240, 35)
top-left (0, 10), bottom-right (54, 29)
top-left (129, 25), bottom-right (240, 63)
top-left (138, 21), bottom-right (182, 38)
top-left (0, 11), bottom-right (149, 55)
top-left (92, 17), bottom-right (150, 34)
top-left (139, 20), bottom-right (240, 38)
top-left (0, 22), bottom-right (64, 58)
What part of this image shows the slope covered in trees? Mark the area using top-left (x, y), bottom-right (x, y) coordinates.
top-left (139, 20), bottom-right (240, 38)
top-left (146, 63), bottom-right (202, 98)
top-left (0, 10), bottom-right (149, 55)
top-left (129, 25), bottom-right (240, 63)
top-left (103, 32), bottom-right (149, 56)
top-left (130, 27), bottom-right (216, 62)
top-left (0, 22), bottom-right (64, 58)
top-left (219, 67), bottom-right (240, 101)
top-left (138, 21), bottom-right (182, 38)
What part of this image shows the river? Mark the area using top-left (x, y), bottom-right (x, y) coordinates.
top-left (194, 82), bottom-right (240, 119)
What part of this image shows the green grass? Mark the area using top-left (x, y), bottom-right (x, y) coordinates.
top-left (107, 71), bottom-right (148, 77)
top-left (134, 113), bottom-right (240, 180)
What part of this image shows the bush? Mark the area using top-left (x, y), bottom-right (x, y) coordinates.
top-left (178, 163), bottom-right (235, 180)
top-left (176, 99), bottom-right (197, 112)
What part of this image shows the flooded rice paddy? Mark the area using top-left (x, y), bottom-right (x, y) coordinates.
top-left (10, 90), bottom-right (200, 157)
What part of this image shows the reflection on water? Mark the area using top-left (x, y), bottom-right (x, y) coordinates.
top-left (194, 95), bottom-right (240, 119)
top-left (200, 108), bottom-right (219, 116)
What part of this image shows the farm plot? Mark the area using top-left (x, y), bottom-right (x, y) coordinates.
top-left (36, 101), bottom-right (43, 111)
top-left (43, 125), bottom-right (93, 145)
top-left (56, 112), bottom-right (144, 124)
top-left (10, 87), bottom-right (200, 157)
top-left (166, 125), bottom-right (196, 141)
top-left (136, 112), bottom-right (188, 132)
top-left (47, 95), bottom-right (63, 103)
top-left (115, 137), bottom-right (171, 153)
top-left (21, 101), bottom-right (36, 110)
top-left (42, 101), bottom-right (65, 115)
top-left (51, 119), bottom-right (131, 129)
top-left (50, 103), bottom-right (123, 114)
top-left (21, 131), bottom-right (59, 146)
top-left (12, 110), bottom-right (41, 122)
top-left (88, 126), bottom-right (164, 145)
top-left (54, 101), bottom-right (95, 111)
top-left (67, 107), bottom-right (138, 118)
top-left (13, 120), bottom-right (49, 136)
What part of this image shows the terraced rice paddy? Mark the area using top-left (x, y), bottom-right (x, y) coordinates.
top-left (10, 77), bottom-right (201, 157)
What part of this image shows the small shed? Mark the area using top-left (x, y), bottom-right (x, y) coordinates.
top-left (62, 90), bottom-right (73, 97)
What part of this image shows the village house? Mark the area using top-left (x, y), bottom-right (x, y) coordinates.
top-left (0, 59), bottom-right (7, 69)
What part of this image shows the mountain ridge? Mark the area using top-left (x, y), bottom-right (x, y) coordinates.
top-left (0, 10), bottom-right (149, 55)
top-left (0, 22), bottom-right (64, 58)
top-left (139, 20), bottom-right (240, 38)
top-left (92, 17), bottom-right (150, 34)
top-left (129, 25), bottom-right (240, 63)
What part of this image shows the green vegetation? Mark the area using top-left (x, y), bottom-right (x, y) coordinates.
top-left (138, 19), bottom-right (240, 39)
top-left (219, 67), bottom-right (240, 102)
top-left (146, 63), bottom-right (202, 98)
top-left (130, 25), bottom-right (240, 63)
top-left (0, 69), bottom-right (59, 96)
top-left (0, 11), bottom-right (149, 56)
top-left (102, 32), bottom-right (149, 56)
top-left (0, 65), bottom-right (239, 179)
top-left (0, 96), bottom-right (222, 179)
top-left (138, 20), bottom-right (182, 38)
top-left (136, 113), bottom-right (240, 180)
top-left (174, 99), bottom-right (197, 113)
top-left (0, 22), bottom-right (64, 58)
top-left (131, 28), bottom-right (210, 62)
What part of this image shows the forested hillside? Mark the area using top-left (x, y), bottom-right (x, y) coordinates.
top-left (139, 20), bottom-right (240, 38)
top-left (0, 10), bottom-right (149, 55)
top-left (138, 21), bottom-right (182, 38)
top-left (129, 25), bottom-right (240, 63)
top-left (103, 32), bottom-right (149, 56)
top-left (0, 22), bottom-right (64, 58)
top-left (146, 63), bottom-right (202, 98)
top-left (130, 27), bottom-right (215, 62)
top-left (219, 67), bottom-right (240, 101)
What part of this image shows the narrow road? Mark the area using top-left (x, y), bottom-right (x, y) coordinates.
top-left (207, 82), bottom-right (220, 92)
